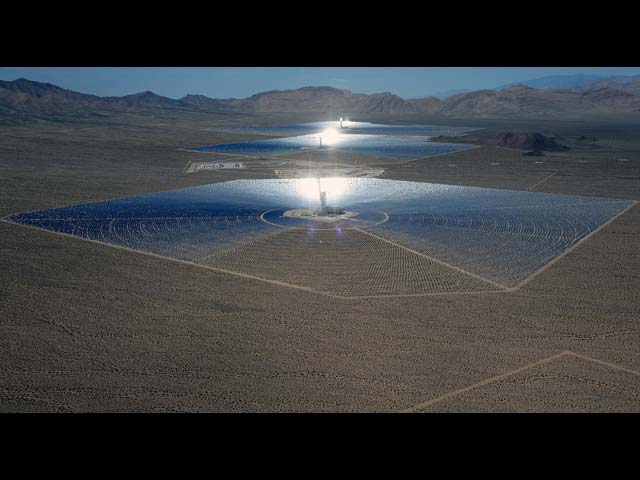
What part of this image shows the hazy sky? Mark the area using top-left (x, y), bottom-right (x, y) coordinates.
top-left (2, 67), bottom-right (640, 99)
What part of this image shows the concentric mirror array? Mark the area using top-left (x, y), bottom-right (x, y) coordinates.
top-left (189, 121), bottom-right (478, 161)
top-left (5, 178), bottom-right (633, 298)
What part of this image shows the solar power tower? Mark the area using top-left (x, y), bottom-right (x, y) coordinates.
top-left (317, 178), bottom-right (328, 216)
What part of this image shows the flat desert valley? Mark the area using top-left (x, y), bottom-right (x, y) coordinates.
top-left (1, 112), bottom-right (639, 412)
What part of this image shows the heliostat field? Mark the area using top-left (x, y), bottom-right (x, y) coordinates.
top-left (188, 121), bottom-right (478, 161)
top-left (4, 178), bottom-right (634, 298)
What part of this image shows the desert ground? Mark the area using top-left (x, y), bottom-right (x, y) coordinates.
top-left (1, 112), bottom-right (639, 412)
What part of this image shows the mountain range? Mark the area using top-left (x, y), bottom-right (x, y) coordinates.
top-left (409, 74), bottom-right (640, 99)
top-left (408, 88), bottom-right (473, 100)
top-left (2, 76), bottom-right (640, 124)
top-left (497, 74), bottom-right (604, 90)
top-left (499, 74), bottom-right (640, 93)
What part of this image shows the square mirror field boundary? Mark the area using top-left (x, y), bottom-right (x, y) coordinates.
top-left (3, 179), bottom-right (635, 299)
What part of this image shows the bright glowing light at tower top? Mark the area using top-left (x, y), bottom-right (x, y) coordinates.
top-left (318, 127), bottom-right (342, 146)
top-left (295, 177), bottom-right (350, 203)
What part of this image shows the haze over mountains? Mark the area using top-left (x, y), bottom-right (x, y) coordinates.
top-left (2, 75), bottom-right (640, 124)
top-left (411, 74), bottom-right (640, 99)
top-left (497, 74), bottom-right (604, 90)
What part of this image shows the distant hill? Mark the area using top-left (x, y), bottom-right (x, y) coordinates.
top-left (433, 130), bottom-right (571, 152)
top-left (1, 78), bottom-right (640, 124)
top-left (411, 74), bottom-right (640, 98)
top-left (0, 78), bottom-right (112, 118)
top-left (179, 94), bottom-right (236, 111)
top-left (181, 86), bottom-right (414, 114)
top-left (438, 85), bottom-right (640, 118)
top-left (497, 74), bottom-right (603, 90)
top-left (497, 73), bottom-right (640, 95)
top-left (407, 89), bottom-right (473, 100)
top-left (116, 91), bottom-right (191, 110)
top-left (563, 76), bottom-right (640, 95)
top-left (488, 131), bottom-right (569, 151)
top-left (0, 78), bottom-right (191, 120)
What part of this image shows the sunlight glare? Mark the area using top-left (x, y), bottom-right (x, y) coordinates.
top-left (318, 127), bottom-right (342, 146)
top-left (296, 177), bottom-right (349, 203)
